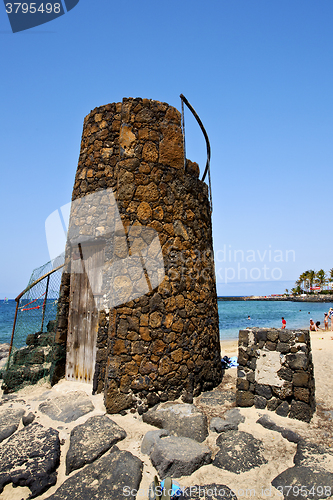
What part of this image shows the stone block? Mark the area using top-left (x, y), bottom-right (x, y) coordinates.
top-left (213, 431), bottom-right (267, 473)
top-left (276, 342), bottom-right (290, 353)
top-left (286, 352), bottom-right (308, 370)
top-left (279, 331), bottom-right (294, 342)
top-left (267, 331), bottom-right (279, 342)
top-left (277, 366), bottom-right (293, 382)
top-left (254, 396), bottom-right (267, 409)
top-left (289, 401), bottom-right (312, 422)
top-left (272, 382), bottom-right (293, 400)
top-left (293, 371), bottom-right (309, 387)
top-left (294, 387), bottom-right (310, 403)
top-left (267, 397), bottom-right (281, 411)
top-left (255, 330), bottom-right (267, 342)
top-left (238, 348), bottom-right (249, 366)
top-left (255, 384), bottom-right (272, 399)
top-left (238, 330), bottom-right (249, 346)
top-left (236, 390), bottom-right (254, 407)
top-left (275, 401), bottom-right (290, 417)
top-left (236, 378), bottom-right (249, 391)
top-left (0, 423), bottom-right (60, 497)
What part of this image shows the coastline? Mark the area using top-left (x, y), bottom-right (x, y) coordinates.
top-left (218, 294), bottom-right (333, 302)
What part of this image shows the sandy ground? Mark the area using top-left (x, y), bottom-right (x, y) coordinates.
top-left (1, 332), bottom-right (333, 500)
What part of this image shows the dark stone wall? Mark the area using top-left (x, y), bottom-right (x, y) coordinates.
top-left (236, 328), bottom-right (316, 422)
top-left (55, 98), bottom-right (222, 413)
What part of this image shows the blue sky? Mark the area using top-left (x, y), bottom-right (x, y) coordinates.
top-left (1, 0), bottom-right (332, 298)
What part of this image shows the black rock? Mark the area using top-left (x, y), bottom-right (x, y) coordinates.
top-left (210, 417), bottom-right (238, 433)
top-left (213, 430), bottom-right (267, 473)
top-left (280, 429), bottom-right (302, 443)
top-left (39, 391), bottom-right (94, 423)
top-left (272, 466), bottom-right (333, 499)
top-left (147, 392), bottom-right (160, 407)
top-left (141, 429), bottom-right (170, 454)
top-left (149, 436), bottom-right (211, 479)
top-left (0, 407), bottom-right (25, 442)
top-left (257, 414), bottom-right (278, 429)
top-left (294, 440), bottom-right (333, 469)
top-left (23, 411), bottom-right (36, 426)
top-left (255, 384), bottom-right (272, 400)
top-left (289, 400), bottom-right (312, 423)
top-left (267, 397), bottom-right (281, 411)
top-left (275, 401), bottom-right (290, 417)
top-left (143, 402), bottom-right (208, 442)
top-left (210, 409), bottom-right (245, 433)
top-left (47, 448), bottom-right (143, 500)
top-left (66, 415), bottom-right (127, 475)
top-left (254, 395), bottom-right (267, 409)
top-left (256, 415), bottom-right (302, 443)
top-left (0, 422), bottom-right (60, 497)
top-left (198, 390), bottom-right (236, 407)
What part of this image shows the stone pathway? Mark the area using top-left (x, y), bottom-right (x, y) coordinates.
top-left (0, 381), bottom-right (331, 499)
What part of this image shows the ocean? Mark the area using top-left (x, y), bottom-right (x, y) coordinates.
top-left (218, 299), bottom-right (333, 340)
top-left (1, 298), bottom-right (332, 346)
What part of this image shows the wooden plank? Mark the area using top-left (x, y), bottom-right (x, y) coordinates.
top-left (66, 251), bottom-right (82, 380)
top-left (66, 242), bottom-right (105, 384)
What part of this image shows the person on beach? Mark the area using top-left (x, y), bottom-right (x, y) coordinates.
top-left (281, 317), bottom-right (286, 329)
top-left (324, 313), bottom-right (329, 331)
top-left (310, 319), bottom-right (318, 331)
top-left (328, 308), bottom-right (333, 331)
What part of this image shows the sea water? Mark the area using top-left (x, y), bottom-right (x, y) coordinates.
top-left (218, 299), bottom-right (333, 341)
top-left (0, 299), bottom-right (58, 347)
top-left (1, 298), bottom-right (333, 346)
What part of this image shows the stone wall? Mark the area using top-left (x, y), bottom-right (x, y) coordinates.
top-left (236, 328), bottom-right (316, 422)
top-left (53, 97), bottom-right (222, 413)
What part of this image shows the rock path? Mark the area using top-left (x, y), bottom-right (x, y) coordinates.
top-left (0, 380), bottom-right (331, 499)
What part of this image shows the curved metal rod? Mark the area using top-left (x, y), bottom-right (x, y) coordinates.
top-left (179, 94), bottom-right (211, 182)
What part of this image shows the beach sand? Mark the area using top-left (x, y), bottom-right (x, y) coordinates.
top-left (1, 332), bottom-right (333, 500)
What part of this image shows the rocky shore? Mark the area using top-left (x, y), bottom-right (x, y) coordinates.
top-left (0, 332), bottom-right (332, 500)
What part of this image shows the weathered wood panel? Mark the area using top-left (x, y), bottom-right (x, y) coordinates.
top-left (66, 243), bottom-right (104, 384)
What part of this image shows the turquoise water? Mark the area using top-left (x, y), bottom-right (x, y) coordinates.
top-left (0, 299), bottom-right (58, 347)
top-left (1, 298), bottom-right (332, 346)
top-left (218, 300), bottom-right (333, 341)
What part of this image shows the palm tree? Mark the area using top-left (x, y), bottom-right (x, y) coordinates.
top-left (295, 273), bottom-right (305, 292)
top-left (291, 285), bottom-right (302, 295)
top-left (304, 270), bottom-right (316, 292)
top-left (328, 268), bottom-right (333, 291)
top-left (315, 269), bottom-right (327, 291)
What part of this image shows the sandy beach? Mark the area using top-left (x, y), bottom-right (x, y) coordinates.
top-left (0, 331), bottom-right (332, 500)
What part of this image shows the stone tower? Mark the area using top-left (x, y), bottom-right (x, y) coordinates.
top-left (53, 97), bottom-right (222, 413)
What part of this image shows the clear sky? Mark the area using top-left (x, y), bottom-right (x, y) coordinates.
top-left (1, 0), bottom-right (332, 298)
